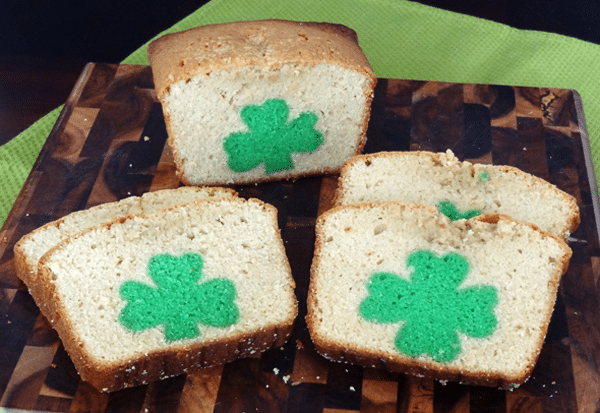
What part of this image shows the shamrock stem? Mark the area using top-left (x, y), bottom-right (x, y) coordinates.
top-left (264, 152), bottom-right (294, 174)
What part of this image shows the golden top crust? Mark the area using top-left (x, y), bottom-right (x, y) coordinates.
top-left (34, 197), bottom-right (297, 392)
top-left (307, 201), bottom-right (572, 388)
top-left (335, 150), bottom-right (581, 239)
top-left (147, 19), bottom-right (375, 99)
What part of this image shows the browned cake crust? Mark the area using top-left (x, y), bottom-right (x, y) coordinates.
top-left (146, 19), bottom-right (377, 186)
top-left (36, 253), bottom-right (295, 392)
top-left (147, 19), bottom-right (375, 100)
top-left (32, 198), bottom-right (298, 392)
top-left (306, 203), bottom-right (572, 389)
top-left (14, 187), bottom-right (239, 305)
top-left (334, 150), bottom-right (581, 239)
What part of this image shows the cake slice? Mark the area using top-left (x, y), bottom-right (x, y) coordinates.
top-left (334, 150), bottom-right (580, 238)
top-left (35, 197), bottom-right (297, 392)
top-left (147, 19), bottom-right (377, 185)
top-left (307, 201), bottom-right (572, 388)
top-left (14, 186), bottom-right (237, 302)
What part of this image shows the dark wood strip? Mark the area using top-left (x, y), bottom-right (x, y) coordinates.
top-left (0, 290), bottom-right (41, 396)
top-left (141, 375), bottom-right (187, 413)
top-left (214, 358), bottom-right (289, 413)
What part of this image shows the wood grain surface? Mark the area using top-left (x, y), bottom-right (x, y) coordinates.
top-left (0, 62), bottom-right (599, 413)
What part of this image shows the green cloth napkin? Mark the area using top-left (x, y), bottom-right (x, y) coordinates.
top-left (2, 0), bottom-right (600, 227)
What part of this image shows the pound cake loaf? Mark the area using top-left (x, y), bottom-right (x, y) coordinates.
top-left (147, 19), bottom-right (377, 185)
top-left (307, 201), bottom-right (572, 388)
top-left (35, 197), bottom-right (297, 392)
top-left (334, 150), bottom-right (580, 238)
top-left (14, 186), bottom-right (237, 303)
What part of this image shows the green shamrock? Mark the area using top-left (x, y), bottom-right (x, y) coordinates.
top-left (360, 250), bottom-right (498, 362)
top-left (223, 98), bottom-right (324, 174)
top-left (118, 252), bottom-right (239, 342)
top-left (436, 200), bottom-right (482, 221)
top-left (478, 171), bottom-right (490, 182)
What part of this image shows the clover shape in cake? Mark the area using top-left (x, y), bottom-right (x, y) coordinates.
top-left (436, 200), bottom-right (482, 221)
top-left (360, 250), bottom-right (498, 363)
top-left (223, 98), bottom-right (324, 174)
top-left (118, 252), bottom-right (239, 342)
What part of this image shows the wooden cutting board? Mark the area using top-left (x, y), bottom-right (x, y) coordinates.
top-left (1, 62), bottom-right (599, 413)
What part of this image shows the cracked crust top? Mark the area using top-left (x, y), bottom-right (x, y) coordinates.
top-left (147, 19), bottom-right (375, 100)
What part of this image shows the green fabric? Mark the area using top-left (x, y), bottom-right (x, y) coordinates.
top-left (3, 0), bottom-right (600, 227)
